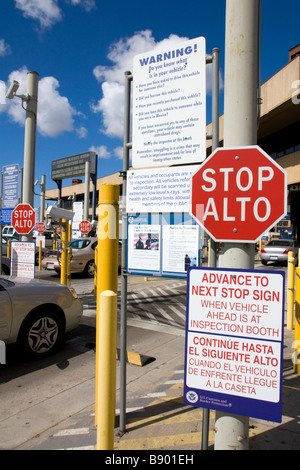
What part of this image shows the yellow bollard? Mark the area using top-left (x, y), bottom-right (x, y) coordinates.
top-left (287, 251), bottom-right (295, 330)
top-left (39, 239), bottom-right (42, 270)
top-left (53, 231), bottom-right (57, 250)
top-left (95, 184), bottom-right (119, 427)
top-left (94, 245), bottom-right (98, 296)
top-left (67, 222), bottom-right (72, 285)
top-left (97, 184), bottom-right (119, 293)
top-left (95, 290), bottom-right (117, 450)
top-left (294, 268), bottom-right (300, 373)
top-left (7, 240), bottom-right (10, 259)
top-left (60, 219), bottom-right (70, 286)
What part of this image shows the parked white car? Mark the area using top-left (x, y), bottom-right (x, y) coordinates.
top-left (0, 276), bottom-right (83, 357)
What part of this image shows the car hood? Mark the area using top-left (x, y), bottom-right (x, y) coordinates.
top-left (0, 277), bottom-right (81, 312)
top-left (5, 277), bottom-right (65, 288)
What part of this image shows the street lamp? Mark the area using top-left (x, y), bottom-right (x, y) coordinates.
top-left (6, 71), bottom-right (39, 241)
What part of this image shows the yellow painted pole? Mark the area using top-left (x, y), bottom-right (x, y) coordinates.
top-left (67, 222), bottom-right (72, 286)
top-left (39, 239), bottom-right (42, 270)
top-left (294, 268), bottom-right (300, 373)
top-left (95, 290), bottom-right (117, 450)
top-left (97, 184), bottom-right (119, 293)
top-left (7, 240), bottom-right (11, 259)
top-left (60, 220), bottom-right (68, 285)
top-left (94, 245), bottom-right (98, 295)
top-left (287, 251), bottom-right (295, 330)
top-left (95, 184), bottom-right (119, 427)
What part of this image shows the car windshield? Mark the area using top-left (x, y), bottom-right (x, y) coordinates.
top-left (2, 236), bottom-right (19, 243)
top-left (267, 240), bottom-right (292, 247)
top-left (69, 239), bottom-right (91, 249)
top-left (0, 278), bottom-right (14, 288)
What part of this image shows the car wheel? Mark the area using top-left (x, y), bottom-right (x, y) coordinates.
top-left (18, 309), bottom-right (64, 357)
top-left (261, 260), bottom-right (267, 265)
top-left (84, 260), bottom-right (95, 278)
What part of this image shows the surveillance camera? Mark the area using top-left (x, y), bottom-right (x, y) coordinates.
top-left (46, 206), bottom-right (75, 222)
top-left (6, 80), bottom-right (20, 99)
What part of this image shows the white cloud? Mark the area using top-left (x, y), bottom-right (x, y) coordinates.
top-left (14, 0), bottom-right (96, 29)
top-left (5, 68), bottom-right (76, 137)
top-left (38, 75), bottom-right (75, 136)
top-left (68, 0), bottom-right (96, 11)
top-left (76, 126), bottom-right (88, 138)
top-left (92, 30), bottom-right (189, 140)
top-left (0, 39), bottom-right (11, 57)
top-left (14, 0), bottom-right (62, 29)
top-left (113, 146), bottom-right (123, 160)
top-left (89, 145), bottom-right (111, 159)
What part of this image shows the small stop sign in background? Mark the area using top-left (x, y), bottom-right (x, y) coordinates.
top-left (36, 222), bottom-right (46, 233)
top-left (79, 220), bottom-right (91, 234)
top-left (191, 146), bottom-right (287, 242)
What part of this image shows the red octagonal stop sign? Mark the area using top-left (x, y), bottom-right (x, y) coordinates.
top-left (12, 203), bottom-right (36, 235)
top-left (191, 146), bottom-right (287, 242)
top-left (79, 220), bottom-right (91, 234)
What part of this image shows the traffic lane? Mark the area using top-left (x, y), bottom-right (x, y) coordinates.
top-left (0, 306), bottom-right (184, 450)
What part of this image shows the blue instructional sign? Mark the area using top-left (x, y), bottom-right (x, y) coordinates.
top-left (2, 164), bottom-right (19, 209)
top-left (184, 267), bottom-right (284, 423)
top-left (0, 208), bottom-right (13, 225)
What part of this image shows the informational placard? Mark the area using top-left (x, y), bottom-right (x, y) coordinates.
top-left (72, 201), bottom-right (83, 238)
top-left (162, 225), bottom-right (199, 273)
top-left (128, 224), bottom-right (161, 272)
top-left (10, 241), bottom-right (35, 278)
top-left (184, 267), bottom-right (284, 423)
top-left (132, 36), bottom-right (206, 168)
top-left (35, 235), bottom-right (45, 248)
top-left (51, 151), bottom-right (96, 180)
top-left (126, 165), bottom-right (200, 213)
top-left (127, 213), bottom-right (202, 277)
top-left (2, 164), bottom-right (19, 209)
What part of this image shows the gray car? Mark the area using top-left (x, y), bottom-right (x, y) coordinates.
top-left (41, 237), bottom-right (98, 278)
top-left (0, 276), bottom-right (83, 357)
top-left (260, 239), bottom-right (298, 265)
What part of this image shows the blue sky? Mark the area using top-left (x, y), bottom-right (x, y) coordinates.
top-left (0, 0), bottom-right (299, 207)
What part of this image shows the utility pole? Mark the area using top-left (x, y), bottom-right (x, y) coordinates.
top-left (84, 160), bottom-right (90, 222)
top-left (214, 0), bottom-right (260, 450)
top-left (40, 175), bottom-right (46, 223)
top-left (22, 71), bottom-right (39, 241)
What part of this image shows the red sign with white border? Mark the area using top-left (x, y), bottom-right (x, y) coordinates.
top-left (79, 220), bottom-right (91, 234)
top-left (12, 203), bottom-right (35, 235)
top-left (36, 222), bottom-right (46, 233)
top-left (184, 267), bottom-right (284, 423)
top-left (190, 146), bottom-right (287, 242)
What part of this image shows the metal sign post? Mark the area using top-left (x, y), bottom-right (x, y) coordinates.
top-left (214, 0), bottom-right (262, 450)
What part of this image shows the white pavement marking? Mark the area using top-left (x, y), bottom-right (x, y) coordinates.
top-left (53, 427), bottom-right (90, 437)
